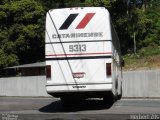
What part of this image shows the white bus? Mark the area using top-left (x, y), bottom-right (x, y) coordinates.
top-left (45, 7), bottom-right (123, 106)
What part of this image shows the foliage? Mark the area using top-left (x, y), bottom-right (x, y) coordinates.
top-left (124, 53), bottom-right (160, 71)
top-left (0, 0), bottom-right (45, 74)
top-left (0, 0), bottom-right (160, 75)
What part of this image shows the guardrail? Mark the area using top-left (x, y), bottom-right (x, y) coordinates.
top-left (0, 76), bottom-right (50, 97)
top-left (123, 69), bottom-right (160, 98)
top-left (0, 69), bottom-right (160, 98)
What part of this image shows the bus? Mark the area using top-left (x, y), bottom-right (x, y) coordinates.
top-left (45, 7), bottom-right (123, 106)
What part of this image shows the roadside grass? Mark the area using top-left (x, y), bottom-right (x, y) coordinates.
top-left (123, 54), bottom-right (160, 71)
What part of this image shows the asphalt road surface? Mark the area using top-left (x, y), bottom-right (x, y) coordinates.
top-left (0, 97), bottom-right (160, 120)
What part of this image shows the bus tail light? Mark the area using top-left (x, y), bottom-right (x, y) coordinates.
top-left (46, 65), bottom-right (51, 79)
top-left (106, 63), bottom-right (111, 76)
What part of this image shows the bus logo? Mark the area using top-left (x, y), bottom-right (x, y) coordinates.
top-left (59, 13), bottom-right (95, 30)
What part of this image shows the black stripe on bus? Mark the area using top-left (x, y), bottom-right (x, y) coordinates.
top-left (45, 40), bottom-right (111, 44)
top-left (45, 56), bottom-right (112, 61)
top-left (59, 14), bottom-right (78, 30)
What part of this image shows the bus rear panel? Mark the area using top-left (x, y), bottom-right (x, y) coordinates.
top-left (45, 7), bottom-right (122, 100)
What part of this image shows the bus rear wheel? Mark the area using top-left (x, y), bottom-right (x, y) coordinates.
top-left (103, 92), bottom-right (115, 108)
top-left (60, 97), bottom-right (73, 108)
top-left (60, 97), bottom-right (84, 108)
top-left (118, 84), bottom-right (122, 100)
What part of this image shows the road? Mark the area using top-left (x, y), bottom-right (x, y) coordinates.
top-left (0, 97), bottom-right (160, 120)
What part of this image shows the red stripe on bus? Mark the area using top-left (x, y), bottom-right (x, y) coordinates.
top-left (76, 13), bottom-right (95, 29)
top-left (45, 52), bottom-right (112, 57)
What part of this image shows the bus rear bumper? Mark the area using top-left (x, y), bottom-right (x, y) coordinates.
top-left (46, 83), bottom-right (112, 98)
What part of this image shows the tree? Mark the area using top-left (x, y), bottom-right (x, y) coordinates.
top-left (0, 0), bottom-right (45, 73)
top-left (143, 0), bottom-right (160, 47)
top-left (0, 0), bottom-right (159, 76)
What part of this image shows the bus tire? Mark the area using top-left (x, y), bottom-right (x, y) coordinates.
top-left (103, 92), bottom-right (114, 108)
top-left (60, 97), bottom-right (72, 108)
top-left (118, 85), bottom-right (122, 100)
top-left (60, 97), bottom-right (83, 108)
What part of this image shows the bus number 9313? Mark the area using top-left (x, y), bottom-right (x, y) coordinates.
top-left (69, 44), bottom-right (86, 52)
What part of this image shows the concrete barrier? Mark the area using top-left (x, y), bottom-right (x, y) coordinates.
top-left (0, 69), bottom-right (160, 97)
top-left (123, 69), bottom-right (160, 98)
top-left (0, 76), bottom-right (50, 97)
